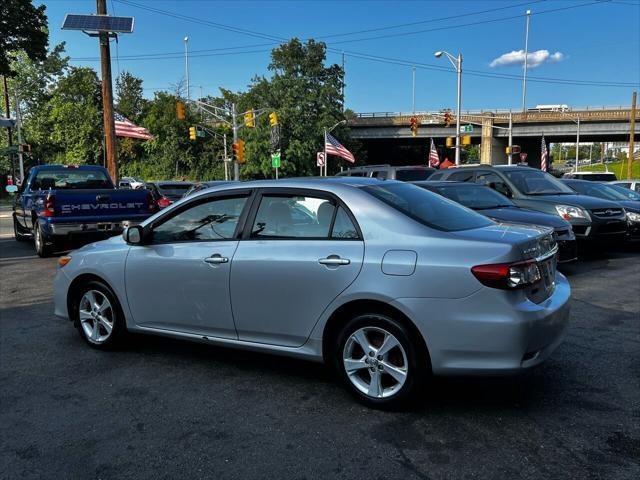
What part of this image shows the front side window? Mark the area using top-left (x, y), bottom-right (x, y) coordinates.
top-left (251, 195), bottom-right (336, 238)
top-left (475, 171), bottom-right (512, 197)
top-left (373, 170), bottom-right (388, 180)
top-left (447, 170), bottom-right (474, 182)
top-left (152, 195), bottom-right (248, 243)
top-left (363, 182), bottom-right (493, 232)
top-left (432, 184), bottom-right (513, 210)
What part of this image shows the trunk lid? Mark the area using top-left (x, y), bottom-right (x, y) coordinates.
top-left (51, 189), bottom-right (150, 218)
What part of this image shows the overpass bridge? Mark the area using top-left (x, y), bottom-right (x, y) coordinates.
top-left (348, 106), bottom-right (639, 168)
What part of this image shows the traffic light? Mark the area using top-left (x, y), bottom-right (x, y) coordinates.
top-left (244, 110), bottom-right (255, 128)
top-left (446, 137), bottom-right (454, 147)
top-left (176, 101), bottom-right (186, 120)
top-left (269, 112), bottom-right (278, 127)
top-left (189, 126), bottom-right (197, 140)
top-left (444, 111), bottom-right (452, 126)
top-left (462, 135), bottom-right (471, 145)
top-left (410, 116), bottom-right (418, 137)
top-left (232, 139), bottom-right (246, 163)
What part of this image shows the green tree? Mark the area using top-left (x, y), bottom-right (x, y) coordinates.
top-left (115, 71), bottom-right (145, 122)
top-left (0, 0), bottom-right (48, 77)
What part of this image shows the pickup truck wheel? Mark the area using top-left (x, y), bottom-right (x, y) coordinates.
top-left (33, 220), bottom-right (54, 257)
top-left (73, 280), bottom-right (126, 349)
top-left (13, 214), bottom-right (28, 242)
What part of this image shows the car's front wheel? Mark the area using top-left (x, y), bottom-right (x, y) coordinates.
top-left (73, 280), bottom-right (126, 349)
top-left (334, 313), bottom-right (427, 409)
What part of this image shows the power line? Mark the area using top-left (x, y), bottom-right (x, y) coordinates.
top-left (96, 0), bottom-right (638, 89)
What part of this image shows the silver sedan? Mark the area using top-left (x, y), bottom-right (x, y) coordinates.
top-left (54, 178), bottom-right (571, 408)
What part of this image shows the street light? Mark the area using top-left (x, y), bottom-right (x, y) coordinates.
top-left (434, 50), bottom-right (463, 165)
top-left (324, 119), bottom-right (347, 176)
top-left (184, 36), bottom-right (190, 101)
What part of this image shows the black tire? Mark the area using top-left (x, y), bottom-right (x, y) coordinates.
top-left (33, 219), bottom-right (54, 257)
top-left (333, 313), bottom-right (427, 409)
top-left (72, 280), bottom-right (127, 349)
top-left (13, 214), bottom-right (28, 242)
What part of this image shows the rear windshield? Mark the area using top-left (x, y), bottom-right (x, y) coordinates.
top-left (33, 169), bottom-right (112, 190)
top-left (362, 182), bottom-right (493, 231)
top-left (157, 184), bottom-right (192, 199)
top-left (395, 169), bottom-right (435, 181)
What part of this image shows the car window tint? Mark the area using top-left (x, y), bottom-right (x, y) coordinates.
top-left (152, 196), bottom-right (248, 243)
top-left (363, 183), bottom-right (492, 232)
top-left (332, 207), bottom-right (359, 239)
top-left (395, 169), bottom-right (434, 181)
top-left (447, 171), bottom-right (474, 182)
top-left (252, 195), bottom-right (335, 238)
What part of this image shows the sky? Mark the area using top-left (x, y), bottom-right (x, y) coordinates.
top-left (39, 0), bottom-right (640, 113)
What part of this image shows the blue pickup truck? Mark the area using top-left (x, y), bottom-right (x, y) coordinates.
top-left (12, 165), bottom-right (155, 257)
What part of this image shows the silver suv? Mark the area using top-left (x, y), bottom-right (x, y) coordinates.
top-left (336, 164), bottom-right (436, 181)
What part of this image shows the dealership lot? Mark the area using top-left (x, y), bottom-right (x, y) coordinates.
top-left (1, 213), bottom-right (639, 479)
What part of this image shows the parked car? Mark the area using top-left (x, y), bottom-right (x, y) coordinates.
top-left (54, 178), bottom-right (570, 408)
top-left (429, 165), bottom-right (628, 243)
top-left (563, 171), bottom-right (617, 182)
top-left (183, 181), bottom-right (232, 197)
top-left (118, 176), bottom-right (145, 189)
top-left (415, 181), bottom-right (577, 262)
top-left (335, 164), bottom-right (436, 181)
top-left (146, 181), bottom-right (194, 209)
top-left (562, 179), bottom-right (640, 241)
top-left (607, 183), bottom-right (640, 201)
top-left (609, 179), bottom-right (640, 193)
top-left (12, 165), bottom-right (155, 257)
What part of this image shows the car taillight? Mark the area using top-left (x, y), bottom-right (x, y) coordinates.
top-left (471, 259), bottom-right (542, 290)
top-left (157, 196), bottom-right (172, 208)
top-left (43, 194), bottom-right (56, 217)
top-left (146, 192), bottom-right (157, 212)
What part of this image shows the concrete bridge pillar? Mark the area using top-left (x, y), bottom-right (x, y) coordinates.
top-left (479, 114), bottom-right (506, 165)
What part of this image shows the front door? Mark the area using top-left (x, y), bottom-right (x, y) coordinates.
top-left (230, 190), bottom-right (364, 347)
top-left (125, 193), bottom-right (251, 338)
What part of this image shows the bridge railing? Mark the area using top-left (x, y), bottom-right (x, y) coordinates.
top-left (354, 105), bottom-right (633, 118)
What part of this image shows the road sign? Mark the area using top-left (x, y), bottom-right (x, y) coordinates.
top-left (459, 125), bottom-right (473, 133)
top-left (271, 152), bottom-right (281, 168)
top-left (317, 152), bottom-right (325, 167)
top-left (520, 153), bottom-right (528, 163)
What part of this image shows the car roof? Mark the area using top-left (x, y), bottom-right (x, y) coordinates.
top-left (155, 181), bottom-right (194, 186)
top-left (35, 165), bottom-right (105, 170)
top-left (412, 180), bottom-right (468, 187)
top-left (569, 171), bottom-right (615, 175)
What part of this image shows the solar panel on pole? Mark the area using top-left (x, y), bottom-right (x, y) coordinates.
top-left (62, 14), bottom-right (134, 33)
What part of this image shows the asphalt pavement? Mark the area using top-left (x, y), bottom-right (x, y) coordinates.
top-left (1, 209), bottom-right (639, 479)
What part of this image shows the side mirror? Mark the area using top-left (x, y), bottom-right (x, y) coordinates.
top-left (5, 185), bottom-right (18, 193)
top-left (123, 225), bottom-right (145, 245)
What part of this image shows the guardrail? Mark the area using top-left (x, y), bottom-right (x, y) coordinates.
top-left (354, 105), bottom-right (633, 118)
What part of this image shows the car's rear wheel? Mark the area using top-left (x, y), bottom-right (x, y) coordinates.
top-left (334, 313), bottom-right (426, 409)
top-left (33, 220), bottom-right (54, 257)
top-left (73, 280), bottom-right (126, 349)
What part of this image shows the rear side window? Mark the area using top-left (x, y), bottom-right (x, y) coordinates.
top-left (395, 169), bottom-right (434, 181)
top-left (251, 195), bottom-right (336, 238)
top-left (332, 207), bottom-right (359, 239)
top-left (362, 183), bottom-right (493, 232)
top-left (373, 170), bottom-right (388, 180)
top-left (447, 171), bottom-right (475, 182)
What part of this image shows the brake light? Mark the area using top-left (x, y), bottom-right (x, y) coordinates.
top-left (471, 259), bottom-right (542, 290)
top-left (43, 194), bottom-right (56, 217)
top-left (157, 196), bottom-right (172, 208)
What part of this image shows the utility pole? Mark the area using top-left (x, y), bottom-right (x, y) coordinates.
top-left (412, 66), bottom-right (416, 114)
top-left (628, 91), bottom-right (637, 180)
top-left (575, 117), bottom-right (580, 171)
top-left (184, 36), bottom-right (190, 101)
top-left (223, 133), bottom-right (229, 181)
top-left (232, 103), bottom-right (239, 181)
top-left (2, 75), bottom-right (15, 181)
top-left (97, 0), bottom-right (118, 183)
top-left (13, 87), bottom-right (24, 182)
top-left (341, 51), bottom-right (345, 113)
top-left (508, 112), bottom-right (513, 165)
top-left (522, 10), bottom-right (531, 112)
top-left (455, 53), bottom-right (462, 165)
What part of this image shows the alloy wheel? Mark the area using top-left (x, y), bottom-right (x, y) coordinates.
top-left (79, 290), bottom-right (114, 344)
top-left (342, 326), bottom-right (408, 399)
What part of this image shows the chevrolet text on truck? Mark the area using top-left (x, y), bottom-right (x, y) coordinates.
top-left (12, 165), bottom-right (155, 257)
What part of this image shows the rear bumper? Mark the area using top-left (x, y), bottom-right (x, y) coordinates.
top-left (392, 273), bottom-right (571, 375)
top-left (49, 220), bottom-right (137, 235)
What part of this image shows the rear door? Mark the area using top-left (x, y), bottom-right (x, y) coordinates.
top-left (229, 188), bottom-right (364, 347)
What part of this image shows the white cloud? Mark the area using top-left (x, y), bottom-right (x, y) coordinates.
top-left (490, 49), bottom-right (565, 68)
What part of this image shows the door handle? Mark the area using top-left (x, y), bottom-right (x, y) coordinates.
top-left (318, 255), bottom-right (350, 266)
top-left (204, 254), bottom-right (228, 265)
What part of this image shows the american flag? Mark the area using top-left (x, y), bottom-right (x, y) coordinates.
top-left (325, 133), bottom-right (355, 163)
top-left (540, 135), bottom-right (548, 172)
top-left (428, 138), bottom-right (440, 168)
top-left (114, 113), bottom-right (154, 140)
